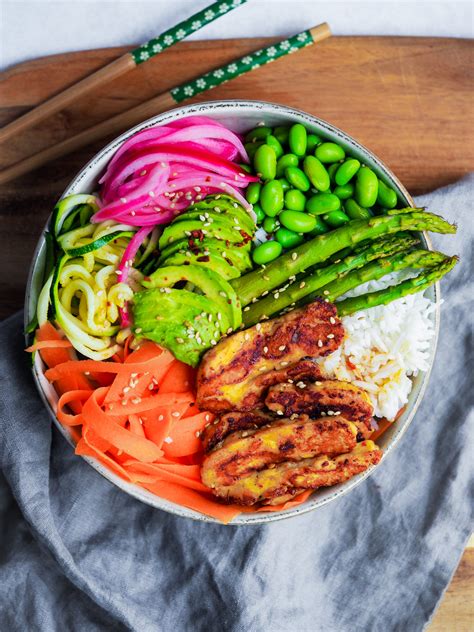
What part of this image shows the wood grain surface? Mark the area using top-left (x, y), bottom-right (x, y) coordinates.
top-left (0, 37), bottom-right (472, 627)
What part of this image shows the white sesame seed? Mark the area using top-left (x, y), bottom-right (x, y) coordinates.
top-left (299, 282), bottom-right (306, 289)
top-left (176, 337), bottom-right (184, 344)
top-left (278, 345), bottom-right (286, 351)
top-left (195, 431), bottom-right (201, 438)
top-left (276, 410), bottom-right (284, 416)
top-left (158, 415), bottom-right (164, 421)
top-left (280, 361), bottom-right (289, 366)
top-left (244, 333), bottom-right (250, 341)
top-left (132, 397), bottom-right (141, 404)
top-left (274, 293), bottom-right (280, 299)
top-left (297, 381), bottom-right (306, 388)
top-left (85, 371), bottom-right (90, 375)
top-left (317, 340), bottom-right (323, 347)
top-left (315, 381), bottom-right (323, 386)
top-left (323, 290), bottom-right (330, 296)
top-left (148, 191), bottom-right (155, 197)
top-left (123, 386), bottom-right (130, 393)
top-left (287, 379), bottom-right (294, 384)
top-left (172, 411), bottom-right (180, 418)
top-left (164, 437), bottom-right (173, 444)
top-left (263, 346), bottom-right (268, 353)
top-left (256, 323), bottom-right (262, 331)
top-left (327, 333), bottom-right (335, 339)
top-left (243, 306), bottom-right (250, 312)
top-left (291, 253), bottom-right (298, 261)
top-left (135, 327), bottom-right (143, 334)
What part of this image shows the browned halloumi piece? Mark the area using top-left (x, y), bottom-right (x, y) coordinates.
top-left (201, 416), bottom-right (358, 489)
top-left (196, 300), bottom-right (344, 413)
top-left (265, 380), bottom-right (374, 439)
top-left (203, 441), bottom-right (382, 506)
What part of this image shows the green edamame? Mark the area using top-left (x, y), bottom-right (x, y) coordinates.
top-left (284, 189), bottom-right (306, 211)
top-left (278, 178), bottom-right (291, 192)
top-left (344, 198), bottom-right (372, 220)
top-left (323, 210), bottom-right (350, 227)
top-left (266, 134), bottom-right (284, 159)
top-left (376, 180), bottom-right (398, 209)
top-left (285, 166), bottom-right (311, 192)
top-left (288, 123), bottom-right (307, 157)
top-left (254, 144), bottom-right (277, 180)
top-left (238, 163), bottom-right (252, 174)
top-left (260, 179), bottom-right (284, 217)
top-left (254, 203), bottom-right (265, 224)
top-left (333, 183), bottom-right (355, 200)
top-left (335, 158), bottom-right (360, 186)
top-left (245, 141), bottom-right (263, 161)
top-left (308, 216), bottom-right (329, 236)
top-left (306, 133), bottom-right (322, 153)
top-left (303, 156), bottom-right (330, 192)
top-left (276, 153), bottom-right (299, 177)
top-left (275, 228), bottom-right (304, 248)
top-left (327, 162), bottom-right (340, 183)
top-left (273, 126), bottom-right (290, 145)
top-left (245, 182), bottom-right (261, 205)
top-left (252, 240), bottom-right (282, 265)
top-left (245, 126), bottom-right (272, 143)
top-left (279, 210), bottom-right (317, 233)
top-left (355, 166), bottom-right (379, 208)
top-left (306, 193), bottom-right (341, 215)
top-left (263, 216), bottom-right (280, 233)
top-left (315, 142), bottom-right (346, 163)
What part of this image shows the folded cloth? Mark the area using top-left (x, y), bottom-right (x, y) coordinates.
top-left (0, 176), bottom-right (473, 632)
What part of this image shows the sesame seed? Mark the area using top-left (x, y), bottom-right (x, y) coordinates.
top-left (256, 323), bottom-right (262, 331)
top-left (263, 275), bottom-right (270, 281)
top-left (208, 314), bottom-right (213, 322)
top-left (164, 437), bottom-right (173, 444)
top-left (259, 366), bottom-right (267, 371)
top-left (280, 361), bottom-right (289, 366)
top-left (262, 291), bottom-right (268, 297)
top-left (317, 340), bottom-right (323, 347)
top-left (287, 379), bottom-right (294, 384)
top-left (158, 415), bottom-right (164, 421)
top-left (299, 282), bottom-right (306, 289)
top-left (315, 381), bottom-right (323, 386)
top-left (297, 381), bottom-right (306, 388)
top-left (273, 293), bottom-right (280, 299)
top-left (176, 337), bottom-right (184, 344)
top-left (135, 327), bottom-right (143, 334)
top-left (210, 340), bottom-right (217, 346)
top-left (199, 215), bottom-right (206, 221)
top-left (120, 197), bottom-right (127, 203)
top-left (327, 333), bottom-right (335, 339)
top-left (132, 397), bottom-right (141, 404)
top-left (276, 410), bottom-right (284, 416)
top-left (148, 191), bottom-right (155, 197)
top-left (244, 333), bottom-right (250, 341)
top-left (195, 431), bottom-right (201, 438)
top-left (194, 186), bottom-right (201, 192)
top-left (123, 386), bottom-right (130, 393)
top-left (205, 414), bottom-right (210, 422)
top-left (291, 253), bottom-right (298, 261)
top-left (85, 371), bottom-right (90, 375)
top-left (330, 317), bottom-right (336, 324)
top-left (227, 327), bottom-right (233, 334)
top-left (243, 306), bottom-right (250, 312)
top-left (323, 290), bottom-right (330, 296)
top-left (334, 411), bottom-right (342, 416)
top-left (219, 291), bottom-right (227, 298)
top-left (263, 346), bottom-right (268, 353)
top-left (278, 345), bottom-right (286, 351)
top-left (327, 410), bottom-right (335, 416)
top-left (320, 412), bottom-right (327, 417)
top-left (172, 411), bottom-right (180, 418)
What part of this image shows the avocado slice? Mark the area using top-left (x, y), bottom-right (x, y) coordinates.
top-left (158, 238), bottom-right (252, 273)
top-left (159, 217), bottom-right (251, 250)
top-left (160, 250), bottom-right (240, 280)
top-left (132, 289), bottom-right (222, 367)
top-left (174, 204), bottom-right (255, 236)
top-left (142, 264), bottom-right (241, 330)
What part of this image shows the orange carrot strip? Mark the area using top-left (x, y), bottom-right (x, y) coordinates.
top-left (76, 429), bottom-right (133, 482)
top-left (128, 414), bottom-right (146, 438)
top-left (123, 461), bottom-right (208, 492)
top-left (105, 391), bottom-right (194, 416)
top-left (140, 480), bottom-right (241, 524)
top-left (81, 388), bottom-right (163, 462)
top-left (255, 489), bottom-right (313, 513)
top-left (57, 390), bottom-right (90, 426)
top-left (164, 412), bottom-right (210, 458)
top-left (141, 409), bottom-right (174, 448)
top-left (35, 322), bottom-right (74, 368)
top-left (26, 339), bottom-right (73, 352)
top-left (159, 360), bottom-right (196, 394)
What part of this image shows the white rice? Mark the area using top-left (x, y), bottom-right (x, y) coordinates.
top-left (317, 272), bottom-right (437, 420)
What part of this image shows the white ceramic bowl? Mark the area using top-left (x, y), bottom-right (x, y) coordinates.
top-left (25, 100), bottom-right (439, 524)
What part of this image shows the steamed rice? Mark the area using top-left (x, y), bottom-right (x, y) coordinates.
top-left (317, 273), bottom-right (437, 420)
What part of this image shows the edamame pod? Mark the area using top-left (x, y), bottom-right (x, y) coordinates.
top-left (308, 216), bottom-right (329, 236)
top-left (275, 228), bottom-right (304, 248)
top-left (263, 216), bottom-right (280, 233)
top-left (273, 126), bottom-right (290, 145)
top-left (335, 158), bottom-right (360, 186)
top-left (303, 155), bottom-right (330, 192)
top-left (254, 144), bottom-right (277, 180)
top-left (323, 210), bottom-right (350, 227)
top-left (278, 178), bottom-right (291, 192)
top-left (252, 240), bottom-right (282, 265)
top-left (306, 193), bottom-right (341, 215)
top-left (288, 123), bottom-right (307, 157)
top-left (276, 153), bottom-right (299, 177)
top-left (285, 189), bottom-right (306, 211)
top-left (245, 127), bottom-right (272, 142)
top-left (376, 180), bottom-right (398, 209)
top-left (245, 182), bottom-right (261, 205)
top-left (315, 142), bottom-right (346, 163)
top-left (355, 166), bottom-right (378, 208)
top-left (254, 203), bottom-right (265, 223)
top-left (285, 166), bottom-right (311, 192)
top-left (260, 179), bottom-right (284, 217)
top-left (333, 183), bottom-right (355, 200)
top-left (344, 198), bottom-right (372, 220)
top-left (279, 210), bottom-right (317, 233)
top-left (306, 133), bottom-right (322, 153)
top-left (266, 134), bottom-right (284, 159)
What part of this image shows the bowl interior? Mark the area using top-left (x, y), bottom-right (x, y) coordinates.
top-left (25, 100), bottom-right (439, 525)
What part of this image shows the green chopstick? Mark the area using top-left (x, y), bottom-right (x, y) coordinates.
top-left (0, 0), bottom-right (248, 144)
top-left (0, 23), bottom-right (332, 185)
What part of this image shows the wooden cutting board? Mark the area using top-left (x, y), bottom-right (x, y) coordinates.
top-left (0, 36), bottom-right (472, 628)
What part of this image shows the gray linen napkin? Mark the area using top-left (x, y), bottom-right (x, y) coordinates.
top-left (1, 176), bottom-right (473, 632)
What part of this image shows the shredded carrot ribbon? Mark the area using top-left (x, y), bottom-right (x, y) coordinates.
top-left (32, 323), bottom-right (313, 523)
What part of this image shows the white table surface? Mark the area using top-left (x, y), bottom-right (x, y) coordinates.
top-left (1, 0), bottom-right (472, 72)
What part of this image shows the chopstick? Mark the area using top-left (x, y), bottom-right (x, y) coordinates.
top-left (0, 24), bottom-right (331, 185)
top-left (0, 0), bottom-right (248, 144)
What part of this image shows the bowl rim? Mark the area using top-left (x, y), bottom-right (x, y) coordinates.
top-left (25, 99), bottom-right (440, 525)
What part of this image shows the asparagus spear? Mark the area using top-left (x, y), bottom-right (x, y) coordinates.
top-left (231, 209), bottom-right (456, 306)
top-left (336, 256), bottom-right (458, 316)
top-left (242, 234), bottom-right (419, 326)
top-left (306, 249), bottom-right (448, 305)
